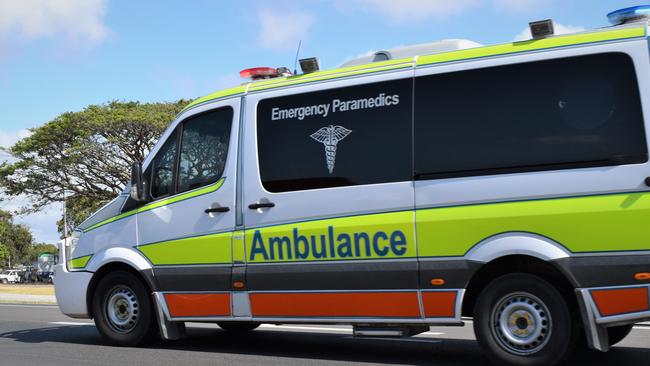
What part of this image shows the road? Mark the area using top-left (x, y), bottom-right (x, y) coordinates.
top-left (0, 304), bottom-right (648, 366)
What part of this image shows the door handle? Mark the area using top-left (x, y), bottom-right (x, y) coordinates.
top-left (248, 202), bottom-right (275, 210)
top-left (205, 206), bottom-right (230, 213)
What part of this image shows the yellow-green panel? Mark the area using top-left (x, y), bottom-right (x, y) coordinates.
top-left (417, 27), bottom-right (646, 67)
top-left (246, 211), bottom-right (416, 263)
top-left (417, 192), bottom-right (650, 257)
top-left (182, 85), bottom-right (246, 111)
top-left (138, 232), bottom-right (233, 265)
top-left (84, 178), bottom-right (225, 233)
top-left (69, 255), bottom-right (91, 269)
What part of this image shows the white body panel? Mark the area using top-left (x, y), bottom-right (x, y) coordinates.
top-left (71, 214), bottom-right (137, 263)
top-left (137, 98), bottom-right (240, 246)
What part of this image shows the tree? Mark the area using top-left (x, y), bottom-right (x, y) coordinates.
top-left (0, 100), bottom-right (188, 234)
top-left (0, 243), bottom-right (9, 269)
top-left (0, 209), bottom-right (34, 265)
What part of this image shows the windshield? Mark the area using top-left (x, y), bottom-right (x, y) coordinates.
top-left (1, 271), bottom-right (8, 275)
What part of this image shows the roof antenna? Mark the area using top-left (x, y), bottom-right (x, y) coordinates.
top-left (293, 40), bottom-right (302, 75)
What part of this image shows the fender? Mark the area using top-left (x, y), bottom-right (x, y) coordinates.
top-left (465, 232), bottom-right (571, 263)
top-left (85, 246), bottom-right (153, 273)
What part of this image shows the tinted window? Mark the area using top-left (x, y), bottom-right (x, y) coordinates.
top-left (150, 129), bottom-right (177, 198)
top-left (257, 79), bottom-right (413, 192)
top-left (178, 108), bottom-right (233, 192)
top-left (415, 53), bottom-right (648, 179)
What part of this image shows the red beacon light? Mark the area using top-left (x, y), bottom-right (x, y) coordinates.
top-left (239, 66), bottom-right (292, 80)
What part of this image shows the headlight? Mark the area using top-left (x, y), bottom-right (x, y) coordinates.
top-left (65, 234), bottom-right (79, 271)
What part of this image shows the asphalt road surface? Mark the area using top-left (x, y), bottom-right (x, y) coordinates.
top-left (0, 304), bottom-right (648, 366)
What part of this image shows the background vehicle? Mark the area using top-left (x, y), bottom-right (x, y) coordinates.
top-left (0, 270), bottom-right (20, 284)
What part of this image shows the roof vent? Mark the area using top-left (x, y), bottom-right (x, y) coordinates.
top-left (340, 39), bottom-right (482, 68)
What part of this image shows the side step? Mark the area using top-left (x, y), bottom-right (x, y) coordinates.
top-left (353, 325), bottom-right (430, 338)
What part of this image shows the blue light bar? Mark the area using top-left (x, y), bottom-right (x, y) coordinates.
top-left (607, 5), bottom-right (650, 25)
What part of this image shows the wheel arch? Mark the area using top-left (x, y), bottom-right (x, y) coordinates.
top-left (461, 254), bottom-right (579, 318)
top-left (85, 250), bottom-right (156, 318)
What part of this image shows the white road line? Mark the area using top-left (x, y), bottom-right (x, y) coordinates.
top-left (344, 336), bottom-right (443, 344)
top-left (49, 322), bottom-right (93, 326)
top-left (0, 303), bottom-right (58, 308)
top-left (633, 326), bottom-right (650, 330)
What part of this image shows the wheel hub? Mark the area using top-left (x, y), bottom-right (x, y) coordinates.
top-left (106, 286), bottom-right (139, 334)
top-left (491, 292), bottom-right (552, 355)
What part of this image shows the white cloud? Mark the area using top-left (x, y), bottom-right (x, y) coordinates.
top-left (0, 0), bottom-right (110, 49)
top-left (0, 129), bottom-right (31, 150)
top-left (339, 0), bottom-right (479, 23)
top-left (514, 22), bottom-right (585, 41)
top-left (258, 9), bottom-right (314, 50)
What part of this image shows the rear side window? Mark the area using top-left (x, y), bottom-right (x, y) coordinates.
top-left (257, 79), bottom-right (413, 192)
top-left (415, 52), bottom-right (648, 179)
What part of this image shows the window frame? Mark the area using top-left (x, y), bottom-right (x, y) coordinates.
top-left (254, 78), bottom-right (414, 194)
top-left (413, 51), bottom-right (648, 181)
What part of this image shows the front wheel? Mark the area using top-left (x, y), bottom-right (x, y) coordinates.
top-left (92, 271), bottom-right (157, 346)
top-left (1, 278), bottom-right (7, 284)
top-left (473, 273), bottom-right (578, 366)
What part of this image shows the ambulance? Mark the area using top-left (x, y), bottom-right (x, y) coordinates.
top-left (54, 6), bottom-right (650, 366)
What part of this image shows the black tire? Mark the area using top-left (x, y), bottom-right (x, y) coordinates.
top-left (217, 321), bottom-right (261, 332)
top-left (607, 324), bottom-right (633, 347)
top-left (473, 273), bottom-right (578, 366)
top-left (92, 271), bottom-right (157, 346)
top-left (1, 279), bottom-right (7, 284)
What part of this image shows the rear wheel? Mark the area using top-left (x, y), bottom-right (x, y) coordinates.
top-left (607, 324), bottom-right (633, 347)
top-left (92, 271), bottom-right (157, 346)
top-left (217, 321), bottom-right (260, 332)
top-left (473, 273), bottom-right (578, 366)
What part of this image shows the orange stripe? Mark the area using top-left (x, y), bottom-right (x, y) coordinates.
top-left (164, 293), bottom-right (231, 317)
top-left (421, 291), bottom-right (457, 318)
top-left (591, 287), bottom-right (649, 317)
top-left (250, 292), bottom-right (421, 318)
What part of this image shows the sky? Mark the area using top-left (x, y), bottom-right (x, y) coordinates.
top-left (0, 0), bottom-right (644, 243)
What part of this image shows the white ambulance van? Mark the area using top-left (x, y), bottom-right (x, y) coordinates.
top-left (55, 6), bottom-right (650, 366)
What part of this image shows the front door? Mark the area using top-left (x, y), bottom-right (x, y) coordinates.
top-left (242, 72), bottom-right (420, 321)
top-left (136, 99), bottom-right (239, 318)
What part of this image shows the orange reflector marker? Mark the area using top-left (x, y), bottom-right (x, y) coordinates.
top-left (634, 273), bottom-right (650, 281)
top-left (233, 281), bottom-right (245, 288)
top-left (430, 278), bottom-right (446, 286)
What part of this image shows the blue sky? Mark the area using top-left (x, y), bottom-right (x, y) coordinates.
top-left (0, 0), bottom-right (643, 243)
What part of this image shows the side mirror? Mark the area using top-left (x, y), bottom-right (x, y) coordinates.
top-left (130, 162), bottom-right (146, 202)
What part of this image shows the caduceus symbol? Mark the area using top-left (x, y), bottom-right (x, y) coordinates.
top-left (310, 125), bottom-right (352, 174)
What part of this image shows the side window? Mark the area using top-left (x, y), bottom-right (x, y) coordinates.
top-left (257, 79), bottom-right (413, 192)
top-left (150, 129), bottom-right (178, 198)
top-left (414, 52), bottom-right (648, 179)
top-left (177, 108), bottom-right (233, 192)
